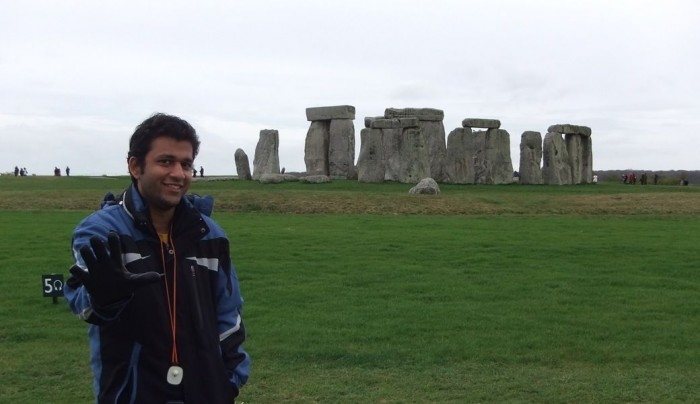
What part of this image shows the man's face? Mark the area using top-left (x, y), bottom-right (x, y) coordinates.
top-left (128, 136), bottom-right (194, 212)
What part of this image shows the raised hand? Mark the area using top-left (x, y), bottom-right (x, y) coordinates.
top-left (70, 232), bottom-right (161, 307)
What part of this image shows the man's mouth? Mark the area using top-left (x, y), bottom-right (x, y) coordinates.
top-left (164, 183), bottom-right (183, 191)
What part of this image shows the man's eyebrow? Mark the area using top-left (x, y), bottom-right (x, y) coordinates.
top-left (154, 153), bottom-right (193, 162)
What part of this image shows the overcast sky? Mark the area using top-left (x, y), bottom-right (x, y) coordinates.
top-left (1, 0), bottom-right (698, 176)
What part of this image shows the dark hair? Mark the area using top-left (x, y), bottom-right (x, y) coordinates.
top-left (127, 113), bottom-right (200, 182)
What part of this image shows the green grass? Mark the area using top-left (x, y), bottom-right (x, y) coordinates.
top-left (1, 177), bottom-right (699, 403)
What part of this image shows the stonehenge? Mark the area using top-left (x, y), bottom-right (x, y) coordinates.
top-left (234, 148), bottom-right (252, 180)
top-left (357, 108), bottom-right (445, 184)
top-left (518, 132), bottom-right (543, 184)
top-left (542, 124), bottom-right (593, 184)
top-left (252, 129), bottom-right (280, 180)
top-left (304, 105), bottom-right (356, 179)
top-left (244, 104), bottom-right (593, 185)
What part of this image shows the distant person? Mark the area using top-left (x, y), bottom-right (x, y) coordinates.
top-left (22, 167), bottom-right (28, 176)
top-left (19, 168), bottom-right (25, 176)
top-left (54, 166), bottom-right (61, 176)
top-left (200, 166), bottom-right (204, 177)
top-left (64, 113), bottom-right (250, 402)
top-left (193, 167), bottom-right (197, 177)
top-left (622, 174), bottom-right (628, 184)
top-left (592, 174), bottom-right (598, 184)
top-left (14, 166), bottom-right (19, 176)
top-left (66, 166), bottom-right (70, 176)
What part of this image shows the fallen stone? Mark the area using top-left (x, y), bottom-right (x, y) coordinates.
top-left (300, 175), bottom-right (331, 184)
top-left (408, 177), bottom-right (440, 195)
top-left (258, 173), bottom-right (298, 184)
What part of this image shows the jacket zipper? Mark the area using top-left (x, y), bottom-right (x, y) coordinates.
top-left (190, 265), bottom-right (205, 331)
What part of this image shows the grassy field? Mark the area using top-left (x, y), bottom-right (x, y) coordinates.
top-left (1, 176), bottom-right (699, 403)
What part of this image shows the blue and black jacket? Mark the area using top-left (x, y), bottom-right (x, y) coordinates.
top-left (65, 184), bottom-right (250, 403)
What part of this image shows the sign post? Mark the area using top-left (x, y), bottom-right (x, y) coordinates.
top-left (42, 274), bottom-right (64, 304)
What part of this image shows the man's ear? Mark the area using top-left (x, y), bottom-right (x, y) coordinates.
top-left (128, 157), bottom-right (141, 180)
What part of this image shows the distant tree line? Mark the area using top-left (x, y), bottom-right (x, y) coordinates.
top-left (595, 170), bottom-right (699, 185)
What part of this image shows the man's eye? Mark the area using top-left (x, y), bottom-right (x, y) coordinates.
top-left (159, 159), bottom-right (172, 165)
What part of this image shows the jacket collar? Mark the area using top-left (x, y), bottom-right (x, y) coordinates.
top-left (121, 184), bottom-right (209, 239)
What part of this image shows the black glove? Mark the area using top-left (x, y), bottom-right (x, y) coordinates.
top-left (69, 232), bottom-right (161, 307)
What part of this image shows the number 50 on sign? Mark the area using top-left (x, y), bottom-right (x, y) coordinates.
top-left (42, 274), bottom-right (64, 298)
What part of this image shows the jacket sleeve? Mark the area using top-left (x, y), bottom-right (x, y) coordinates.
top-left (216, 249), bottom-right (251, 394)
top-left (64, 213), bottom-right (131, 324)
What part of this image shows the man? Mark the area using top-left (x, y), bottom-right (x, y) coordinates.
top-left (65, 113), bottom-right (250, 403)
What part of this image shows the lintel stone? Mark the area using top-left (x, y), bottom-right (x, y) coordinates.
top-left (547, 124), bottom-right (591, 137)
top-left (364, 116), bottom-right (384, 128)
top-left (384, 107), bottom-right (444, 121)
top-left (306, 105), bottom-right (356, 121)
top-left (369, 117), bottom-right (420, 129)
top-left (462, 118), bottom-right (501, 129)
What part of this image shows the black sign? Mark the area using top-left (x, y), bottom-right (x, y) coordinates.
top-left (42, 274), bottom-right (64, 297)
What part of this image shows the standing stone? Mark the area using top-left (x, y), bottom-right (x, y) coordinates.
top-left (328, 119), bottom-right (355, 178)
top-left (581, 135), bottom-right (593, 183)
top-left (362, 117), bottom-right (421, 182)
top-left (385, 108), bottom-right (447, 182)
top-left (421, 120), bottom-right (448, 182)
top-left (253, 129), bottom-right (280, 180)
top-left (398, 128), bottom-right (430, 184)
top-left (471, 129), bottom-right (513, 184)
top-left (548, 123), bottom-right (593, 184)
top-left (382, 127), bottom-right (402, 181)
top-left (486, 129), bottom-right (514, 184)
top-left (471, 130), bottom-right (488, 184)
top-left (304, 105), bottom-right (356, 179)
top-left (234, 148), bottom-right (252, 180)
top-left (566, 134), bottom-right (583, 184)
top-left (542, 132), bottom-right (571, 185)
top-left (518, 131), bottom-right (543, 185)
top-left (460, 119), bottom-right (514, 185)
top-left (304, 120), bottom-right (329, 176)
top-left (445, 127), bottom-right (475, 184)
top-left (357, 128), bottom-right (385, 183)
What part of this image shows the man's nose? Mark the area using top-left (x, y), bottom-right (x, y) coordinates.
top-left (170, 163), bottom-right (187, 178)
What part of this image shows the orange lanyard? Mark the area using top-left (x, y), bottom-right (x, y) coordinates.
top-left (159, 229), bottom-right (179, 367)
